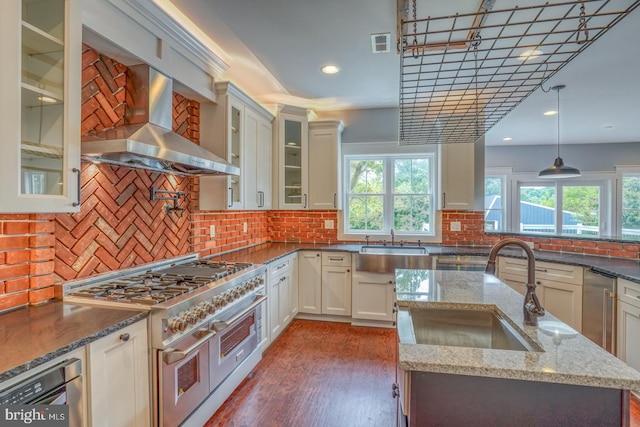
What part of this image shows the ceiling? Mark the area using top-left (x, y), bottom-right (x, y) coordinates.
top-left (159, 0), bottom-right (640, 147)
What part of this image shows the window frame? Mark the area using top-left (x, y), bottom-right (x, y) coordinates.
top-left (339, 142), bottom-right (440, 242)
top-left (514, 176), bottom-right (609, 236)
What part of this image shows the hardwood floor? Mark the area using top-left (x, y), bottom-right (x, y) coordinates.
top-left (204, 319), bottom-right (397, 427)
top-left (204, 319), bottom-right (640, 427)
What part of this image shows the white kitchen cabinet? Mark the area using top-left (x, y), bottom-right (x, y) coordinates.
top-left (439, 142), bottom-right (475, 210)
top-left (352, 271), bottom-right (395, 322)
top-left (321, 252), bottom-right (352, 316)
top-left (268, 254), bottom-right (296, 343)
top-left (616, 278), bottom-right (640, 373)
top-left (308, 120), bottom-right (344, 210)
top-left (0, 0), bottom-right (81, 213)
top-left (298, 251), bottom-right (322, 314)
top-left (88, 319), bottom-right (150, 427)
top-left (289, 252), bottom-right (299, 317)
top-left (497, 257), bottom-right (583, 331)
top-left (272, 105), bottom-right (309, 209)
top-left (200, 82), bottom-right (273, 210)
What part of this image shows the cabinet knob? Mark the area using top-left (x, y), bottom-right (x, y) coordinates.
top-left (347, 269), bottom-right (350, 273)
top-left (120, 333), bottom-right (130, 342)
top-left (536, 281), bottom-right (541, 285)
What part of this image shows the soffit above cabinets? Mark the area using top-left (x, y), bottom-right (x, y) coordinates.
top-left (398, 0), bottom-right (640, 145)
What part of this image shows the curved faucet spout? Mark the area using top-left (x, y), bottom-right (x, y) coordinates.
top-left (485, 239), bottom-right (545, 327)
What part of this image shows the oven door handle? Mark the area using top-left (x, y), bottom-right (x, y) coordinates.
top-left (163, 331), bottom-right (214, 365)
top-left (213, 295), bottom-right (267, 332)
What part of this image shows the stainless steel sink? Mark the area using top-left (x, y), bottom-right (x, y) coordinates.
top-left (360, 245), bottom-right (428, 255)
top-left (355, 247), bottom-right (432, 273)
top-left (401, 307), bottom-right (536, 352)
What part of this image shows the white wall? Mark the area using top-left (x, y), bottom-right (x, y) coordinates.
top-left (486, 142), bottom-right (640, 173)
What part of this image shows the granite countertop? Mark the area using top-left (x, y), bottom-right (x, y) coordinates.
top-left (0, 301), bottom-right (147, 382)
top-left (209, 241), bottom-right (640, 284)
top-left (395, 269), bottom-right (640, 390)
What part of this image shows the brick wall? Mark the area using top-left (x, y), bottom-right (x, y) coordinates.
top-left (442, 210), bottom-right (640, 258)
top-left (53, 46), bottom-right (197, 282)
top-left (0, 215), bottom-right (56, 310)
top-left (269, 211), bottom-right (339, 243)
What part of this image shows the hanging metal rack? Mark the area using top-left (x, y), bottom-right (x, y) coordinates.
top-left (398, 0), bottom-right (640, 145)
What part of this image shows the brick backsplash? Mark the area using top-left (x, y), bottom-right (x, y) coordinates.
top-left (269, 211), bottom-right (339, 243)
top-left (54, 164), bottom-right (192, 281)
top-left (0, 215), bottom-right (56, 311)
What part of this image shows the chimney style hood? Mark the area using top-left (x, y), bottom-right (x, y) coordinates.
top-left (81, 64), bottom-right (239, 176)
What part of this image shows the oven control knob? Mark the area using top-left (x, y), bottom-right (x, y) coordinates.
top-left (213, 297), bottom-right (224, 308)
top-left (185, 312), bottom-right (198, 325)
top-left (202, 302), bottom-right (216, 314)
top-left (225, 292), bottom-right (235, 303)
top-left (194, 306), bottom-right (208, 319)
top-left (168, 317), bottom-right (186, 332)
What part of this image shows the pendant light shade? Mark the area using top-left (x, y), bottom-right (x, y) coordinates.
top-left (538, 85), bottom-right (581, 179)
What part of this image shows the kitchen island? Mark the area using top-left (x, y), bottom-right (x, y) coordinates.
top-left (395, 269), bottom-right (640, 426)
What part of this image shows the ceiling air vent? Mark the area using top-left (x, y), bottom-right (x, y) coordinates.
top-left (371, 33), bottom-right (390, 53)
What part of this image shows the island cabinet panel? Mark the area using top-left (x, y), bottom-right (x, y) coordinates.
top-left (406, 371), bottom-right (628, 427)
top-left (617, 278), bottom-right (640, 373)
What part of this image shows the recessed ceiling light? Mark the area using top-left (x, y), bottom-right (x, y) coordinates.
top-left (602, 125), bottom-right (614, 130)
top-left (502, 137), bottom-right (513, 141)
top-left (518, 49), bottom-right (543, 61)
top-left (544, 110), bottom-right (558, 116)
top-left (321, 64), bottom-right (340, 75)
top-left (37, 96), bottom-right (57, 103)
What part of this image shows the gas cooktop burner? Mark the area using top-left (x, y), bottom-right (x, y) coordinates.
top-left (68, 261), bottom-right (256, 305)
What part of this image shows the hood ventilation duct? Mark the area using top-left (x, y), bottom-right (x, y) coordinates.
top-left (81, 64), bottom-right (239, 176)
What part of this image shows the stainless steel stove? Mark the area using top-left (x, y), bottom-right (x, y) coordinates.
top-left (63, 256), bottom-right (267, 426)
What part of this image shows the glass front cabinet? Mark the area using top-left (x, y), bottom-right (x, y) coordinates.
top-left (273, 105), bottom-right (308, 210)
top-left (0, 0), bottom-right (81, 213)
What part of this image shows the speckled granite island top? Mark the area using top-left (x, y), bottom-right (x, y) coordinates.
top-left (0, 301), bottom-right (147, 382)
top-left (395, 269), bottom-right (640, 390)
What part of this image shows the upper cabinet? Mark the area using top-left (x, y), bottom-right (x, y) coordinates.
top-left (308, 120), bottom-right (344, 210)
top-left (272, 105), bottom-right (309, 210)
top-left (0, 0), bottom-right (81, 213)
top-left (439, 141), bottom-right (484, 211)
top-left (200, 82), bottom-right (274, 211)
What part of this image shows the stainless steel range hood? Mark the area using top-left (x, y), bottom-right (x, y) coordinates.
top-left (81, 64), bottom-right (239, 176)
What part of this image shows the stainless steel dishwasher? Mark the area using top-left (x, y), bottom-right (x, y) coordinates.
top-left (582, 269), bottom-right (617, 354)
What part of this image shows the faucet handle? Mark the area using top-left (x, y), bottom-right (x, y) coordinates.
top-left (365, 235), bottom-right (370, 245)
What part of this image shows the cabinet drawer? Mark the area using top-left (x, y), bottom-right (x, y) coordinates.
top-left (618, 278), bottom-right (640, 309)
top-left (498, 257), bottom-right (583, 285)
top-left (322, 252), bottom-right (351, 267)
top-left (269, 255), bottom-right (293, 279)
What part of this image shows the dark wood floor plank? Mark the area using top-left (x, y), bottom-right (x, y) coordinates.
top-left (204, 320), bottom-right (397, 427)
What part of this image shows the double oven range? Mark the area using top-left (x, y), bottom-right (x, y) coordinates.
top-left (64, 256), bottom-right (267, 426)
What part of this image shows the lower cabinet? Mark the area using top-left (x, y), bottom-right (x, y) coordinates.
top-left (268, 254), bottom-right (296, 343)
top-left (298, 251), bottom-right (322, 314)
top-left (616, 278), bottom-right (640, 373)
top-left (88, 319), bottom-right (150, 427)
top-left (321, 252), bottom-right (352, 316)
top-left (497, 257), bottom-right (583, 332)
top-left (352, 271), bottom-right (395, 322)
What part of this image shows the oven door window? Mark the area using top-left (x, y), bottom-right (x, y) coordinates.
top-left (176, 356), bottom-right (199, 399)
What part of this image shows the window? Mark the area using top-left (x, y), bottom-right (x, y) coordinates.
top-left (485, 175), bottom-right (505, 231)
top-left (345, 155), bottom-right (434, 236)
top-left (517, 181), bottom-right (604, 236)
top-left (621, 174), bottom-right (640, 240)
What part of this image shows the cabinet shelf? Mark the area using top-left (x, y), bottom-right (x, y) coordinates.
top-left (285, 144), bottom-right (301, 149)
top-left (21, 141), bottom-right (63, 159)
top-left (21, 84), bottom-right (63, 106)
top-left (22, 21), bottom-right (64, 53)
top-left (284, 165), bottom-right (301, 169)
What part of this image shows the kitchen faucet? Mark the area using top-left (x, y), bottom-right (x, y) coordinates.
top-left (485, 239), bottom-right (545, 327)
top-left (390, 229), bottom-right (395, 246)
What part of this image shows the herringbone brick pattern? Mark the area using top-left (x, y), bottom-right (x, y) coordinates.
top-left (54, 164), bottom-right (192, 281)
top-left (174, 93), bottom-right (200, 143)
top-left (81, 44), bottom-right (127, 134)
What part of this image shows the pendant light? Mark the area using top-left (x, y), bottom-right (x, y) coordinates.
top-left (538, 84), bottom-right (581, 179)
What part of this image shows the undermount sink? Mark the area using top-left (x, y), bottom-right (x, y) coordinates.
top-left (400, 307), bottom-right (537, 352)
top-left (359, 245), bottom-right (429, 255)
